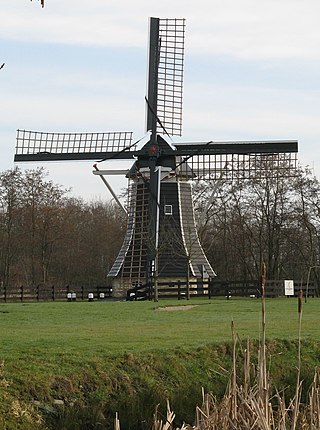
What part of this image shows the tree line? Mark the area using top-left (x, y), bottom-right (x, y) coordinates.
top-left (195, 164), bottom-right (320, 289)
top-left (0, 165), bottom-right (319, 291)
top-left (0, 167), bottom-right (126, 289)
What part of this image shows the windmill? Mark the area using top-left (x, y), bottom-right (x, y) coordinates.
top-left (14, 17), bottom-right (298, 297)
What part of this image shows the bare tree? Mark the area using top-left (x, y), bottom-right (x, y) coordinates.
top-left (17, 168), bottom-right (69, 286)
top-left (0, 168), bottom-right (22, 289)
top-left (195, 164), bottom-right (320, 286)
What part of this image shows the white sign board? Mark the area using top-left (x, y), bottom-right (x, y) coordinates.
top-left (202, 265), bottom-right (209, 280)
top-left (284, 280), bottom-right (294, 296)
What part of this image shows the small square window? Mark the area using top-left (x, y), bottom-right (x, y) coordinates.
top-left (164, 204), bottom-right (172, 215)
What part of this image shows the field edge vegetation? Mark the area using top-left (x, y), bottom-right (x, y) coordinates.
top-left (1, 338), bottom-right (320, 429)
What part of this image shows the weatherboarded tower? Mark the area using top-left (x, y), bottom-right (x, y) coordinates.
top-left (107, 136), bottom-right (216, 295)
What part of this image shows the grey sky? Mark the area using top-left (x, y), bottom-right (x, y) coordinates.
top-left (1, 0), bottom-right (320, 201)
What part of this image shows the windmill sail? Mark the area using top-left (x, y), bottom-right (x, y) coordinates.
top-left (146, 18), bottom-right (185, 137)
top-left (15, 129), bottom-right (135, 162)
top-left (174, 140), bottom-right (298, 180)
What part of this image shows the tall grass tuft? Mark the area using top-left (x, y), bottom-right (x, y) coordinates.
top-left (114, 412), bottom-right (120, 430)
top-left (291, 288), bottom-right (303, 430)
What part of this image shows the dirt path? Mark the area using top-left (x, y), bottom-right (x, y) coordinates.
top-left (157, 305), bottom-right (198, 311)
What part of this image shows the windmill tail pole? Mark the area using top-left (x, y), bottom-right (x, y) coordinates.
top-left (93, 164), bottom-right (127, 216)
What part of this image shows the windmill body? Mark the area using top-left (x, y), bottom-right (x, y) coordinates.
top-left (14, 17), bottom-right (298, 297)
top-left (107, 135), bottom-right (216, 296)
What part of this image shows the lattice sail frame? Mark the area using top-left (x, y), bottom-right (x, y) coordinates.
top-left (15, 129), bottom-right (134, 161)
top-left (153, 18), bottom-right (186, 137)
top-left (178, 152), bottom-right (298, 181)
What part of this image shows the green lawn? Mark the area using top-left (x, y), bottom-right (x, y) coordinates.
top-left (0, 297), bottom-right (319, 429)
top-left (0, 297), bottom-right (318, 364)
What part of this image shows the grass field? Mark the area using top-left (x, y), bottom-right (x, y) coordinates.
top-left (0, 297), bottom-right (319, 429)
top-left (0, 296), bottom-right (318, 364)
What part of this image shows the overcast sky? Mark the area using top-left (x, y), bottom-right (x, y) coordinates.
top-left (1, 0), bottom-right (320, 202)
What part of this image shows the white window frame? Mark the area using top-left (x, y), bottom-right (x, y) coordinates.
top-left (164, 204), bottom-right (173, 215)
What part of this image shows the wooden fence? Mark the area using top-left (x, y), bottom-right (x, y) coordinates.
top-left (209, 280), bottom-right (317, 298)
top-left (0, 285), bottom-right (113, 302)
top-left (127, 279), bottom-right (317, 300)
top-left (0, 280), bottom-right (317, 302)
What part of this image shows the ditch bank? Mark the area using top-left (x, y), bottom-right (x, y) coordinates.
top-left (1, 339), bottom-right (320, 430)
